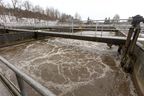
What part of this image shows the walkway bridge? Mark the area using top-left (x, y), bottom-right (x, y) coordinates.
top-left (1, 19), bottom-right (143, 46)
top-left (6, 28), bottom-right (127, 45)
top-left (4, 27), bottom-right (144, 46)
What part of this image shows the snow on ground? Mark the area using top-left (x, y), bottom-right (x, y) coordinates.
top-left (0, 15), bottom-right (58, 27)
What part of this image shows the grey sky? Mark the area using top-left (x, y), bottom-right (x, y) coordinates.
top-left (5, 0), bottom-right (144, 20)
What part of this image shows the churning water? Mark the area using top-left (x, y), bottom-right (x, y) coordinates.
top-left (0, 37), bottom-right (137, 96)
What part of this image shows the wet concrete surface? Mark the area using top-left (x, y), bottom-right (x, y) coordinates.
top-left (0, 37), bottom-right (138, 96)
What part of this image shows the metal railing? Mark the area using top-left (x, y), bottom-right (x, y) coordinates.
top-left (60, 19), bottom-right (132, 37)
top-left (2, 18), bottom-right (144, 38)
top-left (0, 56), bottom-right (56, 96)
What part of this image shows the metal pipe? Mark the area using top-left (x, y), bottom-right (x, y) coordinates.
top-left (16, 74), bottom-right (27, 96)
top-left (124, 27), bottom-right (134, 54)
top-left (130, 25), bottom-right (141, 53)
top-left (0, 72), bottom-right (21, 96)
top-left (0, 56), bottom-right (56, 96)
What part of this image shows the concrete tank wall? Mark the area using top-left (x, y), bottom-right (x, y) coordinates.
top-left (0, 32), bottom-right (35, 47)
top-left (133, 43), bottom-right (144, 95)
top-left (0, 31), bottom-right (50, 47)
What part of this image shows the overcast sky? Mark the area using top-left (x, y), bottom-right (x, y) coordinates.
top-left (5, 0), bottom-right (144, 20)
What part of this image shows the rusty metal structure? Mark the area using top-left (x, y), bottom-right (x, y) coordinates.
top-left (121, 15), bottom-right (144, 73)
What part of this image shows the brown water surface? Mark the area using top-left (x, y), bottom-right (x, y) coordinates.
top-left (0, 38), bottom-right (137, 96)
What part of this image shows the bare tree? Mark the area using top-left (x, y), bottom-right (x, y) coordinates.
top-left (32, 5), bottom-right (44, 21)
top-left (11, 0), bottom-right (23, 21)
top-left (0, 0), bottom-right (3, 6)
top-left (45, 7), bottom-right (61, 20)
top-left (54, 9), bottom-right (60, 20)
top-left (33, 5), bottom-right (43, 13)
top-left (11, 0), bottom-right (19, 9)
top-left (23, 0), bottom-right (32, 11)
top-left (0, 0), bottom-right (7, 23)
top-left (60, 13), bottom-right (67, 22)
top-left (127, 17), bottom-right (132, 23)
top-left (0, 0), bottom-right (73, 22)
top-left (0, 0), bottom-right (5, 9)
top-left (113, 14), bottom-right (120, 23)
top-left (45, 7), bottom-right (50, 19)
top-left (74, 12), bottom-right (81, 20)
top-left (49, 7), bottom-right (55, 20)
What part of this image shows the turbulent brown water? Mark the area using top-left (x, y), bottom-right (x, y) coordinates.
top-left (0, 37), bottom-right (138, 96)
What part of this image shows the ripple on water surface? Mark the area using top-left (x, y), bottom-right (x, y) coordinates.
top-left (0, 38), bottom-right (137, 96)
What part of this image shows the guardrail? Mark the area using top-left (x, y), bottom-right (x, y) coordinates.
top-left (1, 19), bottom-right (133, 36)
top-left (0, 56), bottom-right (56, 96)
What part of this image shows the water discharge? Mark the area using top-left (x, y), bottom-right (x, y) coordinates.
top-left (0, 37), bottom-right (138, 96)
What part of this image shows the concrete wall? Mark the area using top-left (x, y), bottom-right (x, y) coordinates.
top-left (0, 29), bottom-right (7, 34)
top-left (133, 43), bottom-right (144, 95)
top-left (0, 32), bottom-right (35, 47)
top-left (0, 31), bottom-right (51, 47)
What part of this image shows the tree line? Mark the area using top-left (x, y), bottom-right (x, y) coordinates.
top-left (0, 0), bottom-right (80, 22)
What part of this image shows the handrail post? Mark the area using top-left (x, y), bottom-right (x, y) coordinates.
top-left (95, 21), bottom-right (97, 37)
top-left (16, 74), bottom-right (27, 96)
top-left (72, 18), bottom-right (74, 34)
top-left (101, 24), bottom-right (103, 37)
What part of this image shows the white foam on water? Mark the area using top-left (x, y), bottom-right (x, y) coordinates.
top-left (128, 76), bottom-right (138, 96)
top-left (0, 37), bottom-right (138, 96)
top-left (95, 56), bottom-right (113, 79)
